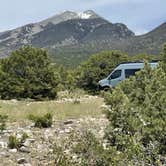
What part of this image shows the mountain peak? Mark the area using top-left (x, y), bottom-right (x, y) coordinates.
top-left (39, 10), bottom-right (100, 26)
top-left (78, 10), bottom-right (99, 19)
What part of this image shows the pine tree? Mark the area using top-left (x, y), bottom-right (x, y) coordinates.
top-left (0, 46), bottom-right (59, 100)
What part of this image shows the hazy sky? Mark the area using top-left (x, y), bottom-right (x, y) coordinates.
top-left (0, 0), bottom-right (166, 35)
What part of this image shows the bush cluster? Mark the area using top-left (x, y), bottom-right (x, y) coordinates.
top-left (103, 45), bottom-right (166, 165)
top-left (0, 46), bottom-right (59, 100)
top-left (8, 132), bottom-right (28, 149)
top-left (28, 113), bottom-right (53, 128)
top-left (53, 130), bottom-right (111, 166)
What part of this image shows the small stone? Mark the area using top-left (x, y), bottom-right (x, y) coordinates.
top-left (24, 163), bottom-right (32, 166)
top-left (17, 158), bottom-right (28, 164)
top-left (64, 120), bottom-right (74, 125)
top-left (27, 138), bottom-right (35, 143)
top-left (0, 141), bottom-right (8, 148)
top-left (0, 151), bottom-right (10, 157)
top-left (16, 133), bottom-right (22, 139)
top-left (59, 130), bottom-right (65, 134)
top-left (9, 148), bottom-right (17, 153)
top-left (20, 146), bottom-right (30, 153)
top-left (64, 129), bottom-right (71, 133)
top-left (2, 129), bottom-right (13, 134)
top-left (49, 149), bottom-right (53, 153)
top-left (22, 141), bottom-right (30, 147)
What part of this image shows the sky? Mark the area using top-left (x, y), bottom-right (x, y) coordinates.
top-left (0, 0), bottom-right (166, 35)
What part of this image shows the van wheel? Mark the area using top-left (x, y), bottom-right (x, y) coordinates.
top-left (102, 86), bottom-right (110, 91)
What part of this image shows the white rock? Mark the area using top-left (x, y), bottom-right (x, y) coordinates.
top-left (64, 129), bottom-right (71, 134)
top-left (0, 141), bottom-right (7, 148)
top-left (22, 140), bottom-right (30, 147)
top-left (20, 146), bottom-right (30, 153)
top-left (9, 148), bottom-right (17, 153)
top-left (16, 133), bottom-right (22, 139)
top-left (0, 151), bottom-right (10, 157)
top-left (59, 130), bottom-right (65, 134)
top-left (24, 164), bottom-right (32, 166)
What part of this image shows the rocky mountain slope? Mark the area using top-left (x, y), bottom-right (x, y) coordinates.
top-left (0, 10), bottom-right (165, 66)
top-left (0, 10), bottom-right (134, 57)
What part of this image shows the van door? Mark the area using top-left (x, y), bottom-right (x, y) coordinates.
top-left (108, 69), bottom-right (123, 87)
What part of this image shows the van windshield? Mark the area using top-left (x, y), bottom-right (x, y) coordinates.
top-left (109, 70), bottom-right (122, 79)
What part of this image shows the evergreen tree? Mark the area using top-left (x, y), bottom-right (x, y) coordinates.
top-left (0, 46), bottom-right (59, 100)
top-left (104, 60), bottom-right (166, 164)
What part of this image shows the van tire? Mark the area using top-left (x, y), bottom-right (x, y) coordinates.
top-left (100, 86), bottom-right (110, 91)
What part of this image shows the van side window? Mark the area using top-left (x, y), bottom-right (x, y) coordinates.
top-left (125, 69), bottom-right (140, 78)
top-left (110, 70), bottom-right (122, 79)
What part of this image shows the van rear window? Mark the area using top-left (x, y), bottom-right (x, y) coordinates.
top-left (125, 69), bottom-right (140, 78)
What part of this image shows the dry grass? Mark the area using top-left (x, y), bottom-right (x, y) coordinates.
top-left (0, 96), bottom-right (104, 122)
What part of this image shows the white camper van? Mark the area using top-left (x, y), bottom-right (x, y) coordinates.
top-left (98, 61), bottom-right (158, 89)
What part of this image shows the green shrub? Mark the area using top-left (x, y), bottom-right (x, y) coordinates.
top-left (72, 131), bottom-right (111, 166)
top-left (52, 130), bottom-right (112, 166)
top-left (8, 133), bottom-right (29, 149)
top-left (53, 144), bottom-right (73, 166)
top-left (8, 135), bottom-right (20, 149)
top-left (28, 113), bottom-right (53, 128)
top-left (104, 59), bottom-right (166, 165)
top-left (21, 132), bottom-right (29, 142)
top-left (0, 46), bottom-right (59, 100)
top-left (0, 114), bottom-right (8, 132)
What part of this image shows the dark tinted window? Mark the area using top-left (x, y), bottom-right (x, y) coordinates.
top-left (110, 70), bottom-right (122, 79)
top-left (125, 69), bottom-right (140, 78)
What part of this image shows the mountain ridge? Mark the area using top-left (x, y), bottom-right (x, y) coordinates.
top-left (0, 10), bottom-right (165, 67)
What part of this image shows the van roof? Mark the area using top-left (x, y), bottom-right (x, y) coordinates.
top-left (119, 60), bottom-right (159, 65)
top-left (115, 62), bottom-right (158, 70)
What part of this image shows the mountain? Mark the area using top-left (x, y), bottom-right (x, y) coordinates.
top-left (115, 22), bottom-right (166, 55)
top-left (0, 10), bottom-right (165, 67)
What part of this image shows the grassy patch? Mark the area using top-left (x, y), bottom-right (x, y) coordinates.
top-left (0, 97), bottom-right (104, 122)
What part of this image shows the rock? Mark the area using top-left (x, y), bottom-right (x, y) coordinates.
top-left (49, 149), bottom-right (53, 153)
top-left (22, 140), bottom-right (30, 147)
top-left (24, 163), bottom-right (32, 166)
top-left (8, 148), bottom-right (17, 153)
top-left (22, 138), bottom-right (35, 147)
top-left (59, 130), bottom-right (65, 134)
top-left (0, 141), bottom-right (8, 148)
top-left (64, 120), bottom-right (74, 125)
top-left (1, 129), bottom-right (13, 134)
top-left (64, 129), bottom-right (71, 134)
top-left (17, 158), bottom-right (28, 164)
top-left (0, 151), bottom-right (10, 157)
top-left (16, 133), bottom-right (22, 139)
top-left (27, 138), bottom-right (35, 143)
top-left (19, 146), bottom-right (30, 153)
